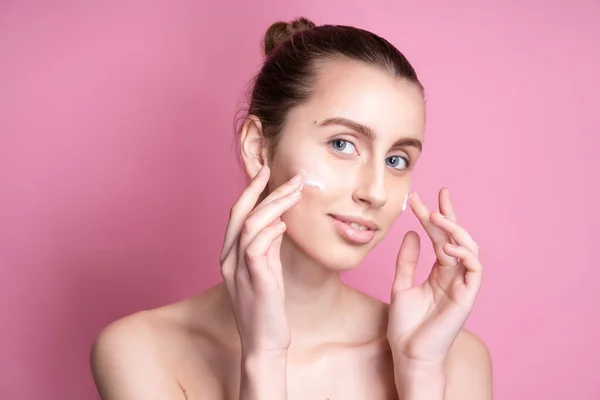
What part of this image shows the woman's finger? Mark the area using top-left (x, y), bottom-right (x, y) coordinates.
top-left (439, 187), bottom-right (458, 223)
top-left (408, 191), bottom-right (456, 267)
top-left (222, 171), bottom-right (304, 264)
top-left (238, 187), bottom-right (302, 252)
top-left (392, 231), bottom-right (421, 294)
top-left (220, 166), bottom-right (271, 264)
top-left (443, 243), bottom-right (483, 292)
top-left (250, 173), bottom-right (303, 216)
top-left (242, 221), bottom-right (287, 283)
top-left (430, 211), bottom-right (480, 257)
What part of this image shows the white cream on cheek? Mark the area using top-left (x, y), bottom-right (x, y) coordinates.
top-left (299, 169), bottom-right (325, 190)
top-left (402, 191), bottom-right (410, 211)
top-left (296, 150), bottom-right (365, 192)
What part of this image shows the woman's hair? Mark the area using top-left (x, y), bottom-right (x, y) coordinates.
top-left (241, 16), bottom-right (423, 155)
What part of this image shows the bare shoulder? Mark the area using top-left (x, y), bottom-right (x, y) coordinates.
top-left (90, 306), bottom-right (187, 399)
top-left (90, 284), bottom-right (231, 400)
top-left (445, 329), bottom-right (493, 399)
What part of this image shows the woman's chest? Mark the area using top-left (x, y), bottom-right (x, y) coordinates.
top-left (178, 344), bottom-right (398, 400)
top-left (284, 358), bottom-right (398, 400)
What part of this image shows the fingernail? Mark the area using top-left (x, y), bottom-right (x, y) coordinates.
top-left (412, 191), bottom-right (419, 202)
top-left (290, 174), bottom-right (302, 184)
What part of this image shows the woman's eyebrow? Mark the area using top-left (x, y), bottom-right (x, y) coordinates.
top-left (318, 117), bottom-right (423, 152)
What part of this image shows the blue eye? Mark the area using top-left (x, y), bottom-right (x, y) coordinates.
top-left (330, 139), bottom-right (356, 155)
top-left (386, 155), bottom-right (409, 170)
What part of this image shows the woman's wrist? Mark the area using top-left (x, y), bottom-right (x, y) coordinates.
top-left (393, 358), bottom-right (447, 400)
top-left (240, 350), bottom-right (288, 400)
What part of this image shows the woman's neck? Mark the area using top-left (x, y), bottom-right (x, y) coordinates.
top-left (279, 236), bottom-right (351, 349)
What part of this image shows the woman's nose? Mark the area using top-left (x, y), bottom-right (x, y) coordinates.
top-left (352, 165), bottom-right (387, 208)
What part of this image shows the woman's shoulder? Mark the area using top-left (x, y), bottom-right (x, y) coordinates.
top-left (89, 284), bottom-right (232, 398)
top-left (93, 284), bottom-right (224, 340)
top-left (445, 328), bottom-right (493, 397)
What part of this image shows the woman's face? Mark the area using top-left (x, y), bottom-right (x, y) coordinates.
top-left (268, 58), bottom-right (426, 271)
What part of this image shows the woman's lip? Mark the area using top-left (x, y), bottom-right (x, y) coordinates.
top-left (328, 214), bottom-right (379, 230)
top-left (329, 215), bottom-right (376, 245)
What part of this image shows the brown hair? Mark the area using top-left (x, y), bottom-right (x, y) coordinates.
top-left (241, 16), bottom-right (423, 156)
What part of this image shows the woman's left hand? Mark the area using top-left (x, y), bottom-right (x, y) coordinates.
top-left (387, 188), bottom-right (483, 368)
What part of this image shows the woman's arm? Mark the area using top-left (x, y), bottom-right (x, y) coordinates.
top-left (240, 351), bottom-right (288, 400)
top-left (393, 361), bottom-right (447, 399)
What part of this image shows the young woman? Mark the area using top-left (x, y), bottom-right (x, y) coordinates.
top-left (91, 17), bottom-right (493, 400)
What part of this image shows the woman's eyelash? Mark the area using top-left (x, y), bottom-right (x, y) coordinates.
top-left (328, 137), bottom-right (412, 169)
top-left (392, 155), bottom-right (412, 169)
top-left (328, 137), bottom-right (355, 145)
top-left (329, 137), bottom-right (356, 151)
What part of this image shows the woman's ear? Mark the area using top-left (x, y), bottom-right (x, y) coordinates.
top-left (240, 116), bottom-right (269, 178)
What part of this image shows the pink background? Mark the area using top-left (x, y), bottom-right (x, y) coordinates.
top-left (1, 1), bottom-right (598, 399)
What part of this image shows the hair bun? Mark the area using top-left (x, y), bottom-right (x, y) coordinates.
top-left (263, 17), bottom-right (316, 57)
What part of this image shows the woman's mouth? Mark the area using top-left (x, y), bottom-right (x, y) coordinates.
top-left (328, 214), bottom-right (378, 245)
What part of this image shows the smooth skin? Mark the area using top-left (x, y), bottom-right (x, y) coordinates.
top-left (90, 59), bottom-right (492, 399)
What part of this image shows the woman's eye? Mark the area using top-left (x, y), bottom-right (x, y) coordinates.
top-left (386, 155), bottom-right (409, 170)
top-left (330, 139), bottom-right (356, 155)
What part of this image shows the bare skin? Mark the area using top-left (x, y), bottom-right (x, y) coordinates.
top-left (90, 59), bottom-right (493, 399)
top-left (91, 284), bottom-right (490, 399)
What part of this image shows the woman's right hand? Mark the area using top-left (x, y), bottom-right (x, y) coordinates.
top-left (220, 166), bottom-right (303, 355)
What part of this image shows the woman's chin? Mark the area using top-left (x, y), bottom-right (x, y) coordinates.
top-left (282, 223), bottom-right (380, 271)
top-left (296, 238), bottom-right (371, 272)
top-left (320, 246), bottom-right (369, 271)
